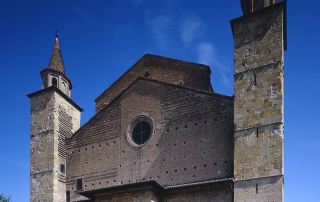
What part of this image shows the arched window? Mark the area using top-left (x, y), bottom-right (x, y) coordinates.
top-left (52, 77), bottom-right (58, 87)
top-left (61, 82), bottom-right (67, 92)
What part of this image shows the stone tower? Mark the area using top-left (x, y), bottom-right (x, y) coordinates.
top-left (28, 35), bottom-right (82, 202)
top-left (231, 0), bottom-right (286, 201)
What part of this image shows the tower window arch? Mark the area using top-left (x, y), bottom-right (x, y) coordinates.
top-left (52, 77), bottom-right (58, 87)
top-left (61, 82), bottom-right (67, 92)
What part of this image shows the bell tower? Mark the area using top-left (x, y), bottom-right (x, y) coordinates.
top-left (41, 34), bottom-right (72, 97)
top-left (231, 0), bottom-right (286, 201)
top-left (28, 35), bottom-right (82, 202)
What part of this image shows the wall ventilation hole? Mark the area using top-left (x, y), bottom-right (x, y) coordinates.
top-left (193, 166), bottom-right (197, 170)
top-left (195, 123), bottom-right (198, 126)
top-left (184, 168), bottom-right (187, 171)
top-left (204, 164), bottom-right (207, 168)
top-left (214, 162), bottom-right (217, 166)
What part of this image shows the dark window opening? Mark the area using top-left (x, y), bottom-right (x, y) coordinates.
top-left (60, 164), bottom-right (65, 173)
top-left (144, 70), bottom-right (151, 78)
top-left (52, 77), bottom-right (58, 87)
top-left (132, 121), bottom-right (152, 145)
top-left (76, 178), bottom-right (83, 190)
top-left (66, 191), bottom-right (70, 202)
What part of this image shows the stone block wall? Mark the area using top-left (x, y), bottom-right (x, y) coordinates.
top-left (30, 89), bottom-right (81, 202)
top-left (95, 189), bottom-right (161, 202)
top-left (231, 2), bottom-right (285, 201)
top-left (165, 184), bottom-right (232, 202)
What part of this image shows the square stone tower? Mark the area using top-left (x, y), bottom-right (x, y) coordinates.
top-left (28, 35), bottom-right (82, 202)
top-left (231, 0), bottom-right (286, 201)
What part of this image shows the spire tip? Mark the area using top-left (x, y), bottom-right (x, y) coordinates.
top-left (55, 30), bottom-right (59, 41)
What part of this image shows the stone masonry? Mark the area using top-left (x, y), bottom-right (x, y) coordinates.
top-left (28, 36), bottom-right (82, 202)
top-left (231, 1), bottom-right (286, 201)
top-left (29, 1), bottom-right (286, 201)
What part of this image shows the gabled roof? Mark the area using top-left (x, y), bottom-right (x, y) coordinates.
top-left (95, 54), bottom-right (212, 103)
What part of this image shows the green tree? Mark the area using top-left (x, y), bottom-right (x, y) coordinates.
top-left (0, 193), bottom-right (11, 202)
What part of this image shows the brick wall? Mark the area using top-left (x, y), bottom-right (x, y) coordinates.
top-left (95, 54), bottom-right (212, 112)
top-left (66, 78), bottom-right (233, 200)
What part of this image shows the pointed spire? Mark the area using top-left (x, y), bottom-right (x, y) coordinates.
top-left (48, 32), bottom-right (65, 73)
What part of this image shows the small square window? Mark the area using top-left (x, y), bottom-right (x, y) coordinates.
top-left (76, 179), bottom-right (83, 190)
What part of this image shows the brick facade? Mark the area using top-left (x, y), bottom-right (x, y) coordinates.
top-left (29, 1), bottom-right (286, 201)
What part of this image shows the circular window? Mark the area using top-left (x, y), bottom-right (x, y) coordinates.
top-left (128, 116), bottom-right (153, 146)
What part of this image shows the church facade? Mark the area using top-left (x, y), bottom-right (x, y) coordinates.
top-left (28, 1), bottom-right (286, 201)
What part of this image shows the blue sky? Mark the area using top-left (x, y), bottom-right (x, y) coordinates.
top-left (0, 0), bottom-right (319, 201)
